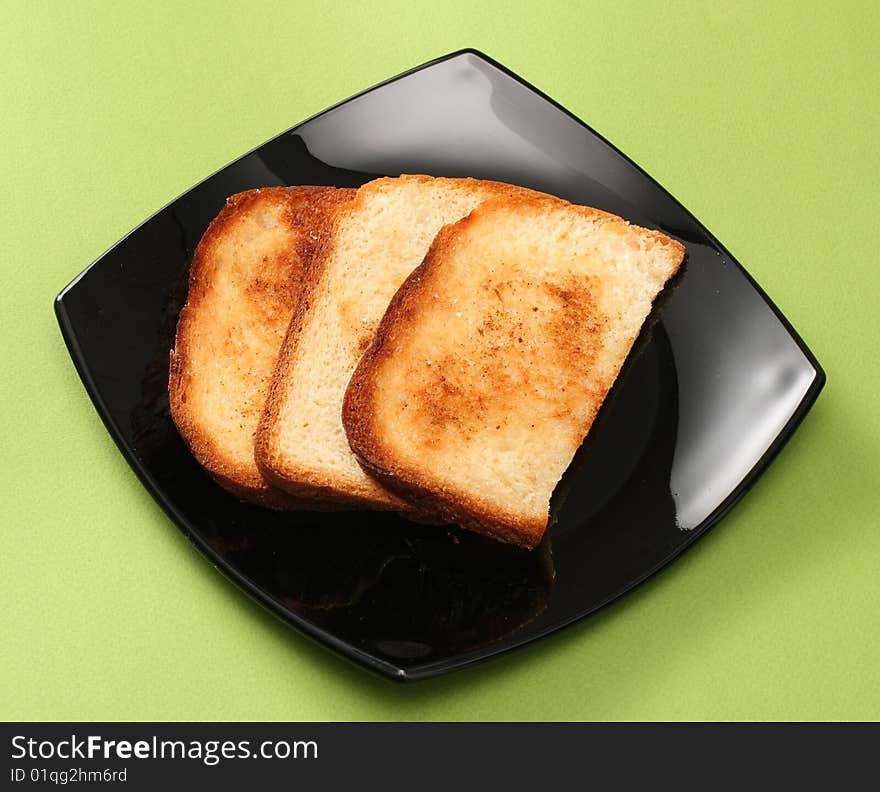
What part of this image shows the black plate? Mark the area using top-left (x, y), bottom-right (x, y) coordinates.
top-left (55, 50), bottom-right (825, 681)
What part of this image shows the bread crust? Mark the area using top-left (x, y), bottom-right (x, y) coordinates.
top-left (255, 175), bottom-right (543, 511)
top-left (169, 186), bottom-right (353, 508)
top-left (343, 193), bottom-right (685, 547)
top-left (253, 187), bottom-right (385, 507)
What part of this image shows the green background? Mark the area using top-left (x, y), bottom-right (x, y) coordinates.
top-left (3, 1), bottom-right (878, 721)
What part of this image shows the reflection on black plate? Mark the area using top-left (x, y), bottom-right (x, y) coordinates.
top-left (55, 50), bottom-right (824, 680)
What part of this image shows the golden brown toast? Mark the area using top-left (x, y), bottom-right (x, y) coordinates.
top-left (256, 175), bottom-right (542, 510)
top-left (343, 194), bottom-right (685, 547)
top-left (169, 186), bottom-right (354, 506)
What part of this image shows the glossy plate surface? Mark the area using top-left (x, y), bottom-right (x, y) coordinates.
top-left (55, 50), bottom-right (824, 680)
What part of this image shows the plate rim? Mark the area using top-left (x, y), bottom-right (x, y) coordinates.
top-left (54, 48), bottom-right (826, 682)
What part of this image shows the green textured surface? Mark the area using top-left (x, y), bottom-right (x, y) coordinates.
top-left (2, 1), bottom-right (878, 721)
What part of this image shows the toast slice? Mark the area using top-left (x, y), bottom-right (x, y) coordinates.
top-left (169, 186), bottom-right (354, 507)
top-left (343, 195), bottom-right (685, 547)
top-left (256, 175), bottom-right (539, 509)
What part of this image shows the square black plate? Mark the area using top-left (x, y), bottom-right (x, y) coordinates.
top-left (55, 50), bottom-right (825, 681)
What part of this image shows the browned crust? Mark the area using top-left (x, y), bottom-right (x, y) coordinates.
top-left (252, 187), bottom-right (391, 508)
top-left (168, 186), bottom-right (354, 509)
top-left (255, 175), bottom-right (546, 512)
top-left (343, 193), bottom-right (685, 548)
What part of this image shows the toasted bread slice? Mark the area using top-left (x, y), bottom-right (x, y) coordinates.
top-left (256, 175), bottom-right (540, 509)
top-left (169, 186), bottom-right (354, 507)
top-left (343, 195), bottom-right (685, 547)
